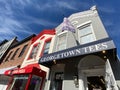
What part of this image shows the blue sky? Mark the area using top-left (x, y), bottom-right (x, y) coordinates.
top-left (0, 0), bottom-right (120, 57)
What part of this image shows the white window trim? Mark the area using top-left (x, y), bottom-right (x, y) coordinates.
top-left (76, 20), bottom-right (92, 28)
top-left (56, 31), bottom-right (68, 51)
top-left (77, 21), bottom-right (96, 44)
top-left (57, 30), bottom-right (68, 36)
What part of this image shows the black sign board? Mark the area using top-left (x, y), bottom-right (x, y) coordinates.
top-left (39, 38), bottom-right (115, 63)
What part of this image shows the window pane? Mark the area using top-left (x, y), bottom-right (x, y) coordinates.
top-left (45, 42), bottom-right (50, 48)
top-left (9, 75), bottom-right (29, 90)
top-left (19, 44), bottom-right (28, 57)
top-left (79, 25), bottom-right (92, 37)
top-left (78, 23), bottom-right (95, 44)
top-left (44, 49), bottom-right (49, 54)
top-left (57, 34), bottom-right (66, 51)
top-left (50, 72), bottom-right (63, 90)
top-left (28, 75), bottom-right (42, 90)
top-left (80, 34), bottom-right (95, 44)
top-left (43, 41), bottom-right (51, 55)
top-left (4, 51), bottom-right (13, 61)
top-left (29, 45), bottom-right (37, 59)
top-left (11, 48), bottom-right (19, 60)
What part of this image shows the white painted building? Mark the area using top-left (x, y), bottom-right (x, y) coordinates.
top-left (39, 6), bottom-right (120, 90)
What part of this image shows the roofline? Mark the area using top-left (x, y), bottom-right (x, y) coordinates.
top-left (32, 29), bottom-right (56, 43)
top-left (11, 34), bottom-right (36, 48)
top-left (0, 39), bottom-right (8, 46)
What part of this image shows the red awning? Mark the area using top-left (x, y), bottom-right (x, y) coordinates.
top-left (4, 64), bottom-right (46, 76)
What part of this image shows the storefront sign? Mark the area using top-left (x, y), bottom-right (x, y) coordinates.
top-left (39, 39), bottom-right (115, 63)
top-left (6, 69), bottom-right (26, 75)
top-left (12, 69), bottom-right (26, 74)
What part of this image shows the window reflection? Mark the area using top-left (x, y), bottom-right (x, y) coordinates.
top-left (28, 75), bottom-right (42, 90)
top-left (78, 23), bottom-right (95, 44)
top-left (50, 72), bottom-right (63, 90)
top-left (8, 75), bottom-right (29, 90)
top-left (57, 34), bottom-right (67, 51)
top-left (43, 41), bottom-right (51, 55)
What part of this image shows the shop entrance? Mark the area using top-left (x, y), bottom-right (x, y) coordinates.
top-left (87, 76), bottom-right (106, 90)
top-left (78, 55), bottom-right (106, 90)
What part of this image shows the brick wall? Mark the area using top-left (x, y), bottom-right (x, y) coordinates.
top-left (0, 39), bottom-right (32, 69)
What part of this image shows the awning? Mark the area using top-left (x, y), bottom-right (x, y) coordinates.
top-left (39, 38), bottom-right (116, 63)
top-left (4, 64), bottom-right (46, 77)
top-left (0, 66), bottom-right (17, 74)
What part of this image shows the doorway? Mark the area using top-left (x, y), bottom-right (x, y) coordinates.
top-left (78, 55), bottom-right (106, 90)
top-left (87, 76), bottom-right (106, 90)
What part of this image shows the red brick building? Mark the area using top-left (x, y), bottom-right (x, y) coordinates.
top-left (0, 34), bottom-right (35, 90)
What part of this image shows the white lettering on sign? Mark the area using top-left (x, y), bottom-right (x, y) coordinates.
top-left (39, 40), bottom-right (114, 63)
top-left (12, 69), bottom-right (25, 74)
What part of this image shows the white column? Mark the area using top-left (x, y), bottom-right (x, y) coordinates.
top-left (79, 72), bottom-right (85, 90)
top-left (105, 59), bottom-right (119, 90)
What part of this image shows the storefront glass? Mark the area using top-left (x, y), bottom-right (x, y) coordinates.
top-left (50, 72), bottom-right (64, 90)
top-left (28, 75), bottom-right (42, 90)
top-left (7, 75), bottom-right (29, 90)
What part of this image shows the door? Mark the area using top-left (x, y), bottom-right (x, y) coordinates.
top-left (79, 68), bottom-right (106, 90)
top-left (28, 75), bottom-right (42, 90)
top-left (49, 72), bottom-right (64, 90)
top-left (87, 76), bottom-right (106, 90)
top-left (78, 55), bottom-right (107, 90)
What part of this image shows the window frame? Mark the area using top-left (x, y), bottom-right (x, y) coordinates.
top-left (8, 75), bottom-right (29, 90)
top-left (50, 72), bottom-right (64, 90)
top-left (10, 48), bottom-right (20, 60)
top-left (27, 43), bottom-right (40, 60)
top-left (28, 75), bottom-right (42, 90)
top-left (77, 22), bottom-right (96, 45)
top-left (43, 38), bottom-right (52, 55)
top-left (18, 44), bottom-right (28, 57)
top-left (56, 31), bottom-right (68, 51)
top-left (4, 51), bottom-right (13, 62)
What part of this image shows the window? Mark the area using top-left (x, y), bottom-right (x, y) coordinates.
top-left (43, 41), bottom-right (51, 55)
top-left (56, 33), bottom-right (67, 51)
top-left (0, 53), bottom-right (3, 58)
top-left (18, 44), bottom-right (28, 57)
top-left (28, 43), bottom-right (40, 59)
top-left (8, 75), bottom-right (29, 90)
top-left (4, 51), bottom-right (13, 62)
top-left (78, 23), bottom-right (95, 44)
top-left (28, 75), bottom-right (42, 90)
top-left (11, 48), bottom-right (19, 60)
top-left (50, 72), bottom-right (64, 90)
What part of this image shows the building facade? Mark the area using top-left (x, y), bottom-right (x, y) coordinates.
top-left (0, 35), bottom-right (35, 90)
top-left (5, 29), bottom-right (56, 90)
top-left (0, 37), bottom-right (17, 64)
top-left (39, 6), bottom-right (120, 90)
top-left (0, 37), bottom-right (17, 90)
top-left (0, 6), bottom-right (119, 90)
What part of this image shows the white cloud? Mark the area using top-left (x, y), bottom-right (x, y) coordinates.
top-left (56, 1), bottom-right (78, 10)
top-left (0, 17), bottom-right (33, 40)
top-left (0, 0), bottom-right (90, 41)
top-left (23, 15), bottom-right (58, 27)
top-left (0, 0), bottom-right (58, 41)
